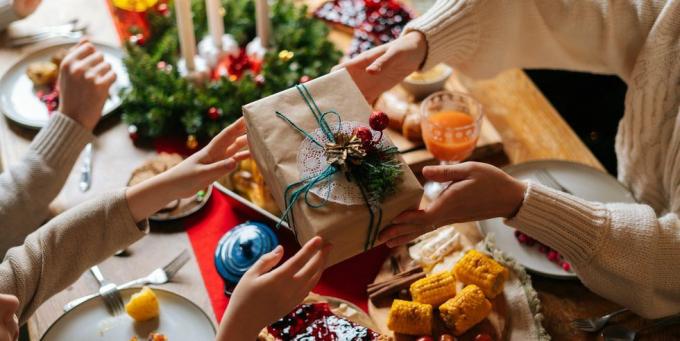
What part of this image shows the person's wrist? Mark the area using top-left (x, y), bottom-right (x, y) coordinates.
top-left (218, 307), bottom-right (262, 340)
top-left (504, 179), bottom-right (527, 219)
top-left (405, 31), bottom-right (427, 70)
top-left (59, 107), bottom-right (96, 131)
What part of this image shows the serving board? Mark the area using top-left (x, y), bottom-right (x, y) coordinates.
top-left (367, 240), bottom-right (508, 340)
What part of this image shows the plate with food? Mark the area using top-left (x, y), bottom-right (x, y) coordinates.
top-left (41, 287), bottom-right (215, 341)
top-left (0, 41), bottom-right (129, 128)
top-left (129, 153), bottom-right (212, 221)
top-left (258, 292), bottom-right (386, 340)
top-left (215, 158), bottom-right (286, 228)
top-left (478, 159), bottom-right (637, 279)
top-left (368, 228), bottom-right (510, 341)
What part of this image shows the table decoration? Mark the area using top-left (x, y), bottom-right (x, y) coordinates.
top-left (117, 0), bottom-right (341, 144)
top-left (243, 69), bottom-right (423, 265)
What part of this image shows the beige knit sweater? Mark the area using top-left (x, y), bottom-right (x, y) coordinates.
top-left (0, 114), bottom-right (146, 324)
top-left (405, 0), bottom-right (680, 318)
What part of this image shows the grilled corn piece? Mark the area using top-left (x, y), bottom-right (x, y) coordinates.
top-left (453, 249), bottom-right (509, 298)
top-left (439, 285), bottom-right (492, 335)
top-left (409, 271), bottom-right (457, 306)
top-left (386, 299), bottom-right (433, 335)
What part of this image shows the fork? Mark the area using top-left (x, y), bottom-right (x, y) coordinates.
top-left (90, 266), bottom-right (125, 316)
top-left (571, 308), bottom-right (629, 332)
top-left (64, 250), bottom-right (191, 312)
top-left (535, 169), bottom-right (573, 194)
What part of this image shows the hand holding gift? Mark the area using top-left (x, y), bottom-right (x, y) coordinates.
top-left (244, 69), bottom-right (423, 265)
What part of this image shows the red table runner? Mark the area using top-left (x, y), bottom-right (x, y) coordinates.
top-left (108, 3), bottom-right (390, 322)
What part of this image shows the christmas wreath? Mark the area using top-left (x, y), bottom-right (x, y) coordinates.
top-left (119, 0), bottom-right (343, 145)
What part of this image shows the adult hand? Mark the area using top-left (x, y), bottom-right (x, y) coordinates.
top-left (333, 31), bottom-right (427, 104)
top-left (12, 0), bottom-right (41, 18)
top-left (125, 118), bottom-right (250, 221)
top-left (378, 162), bottom-right (527, 247)
top-left (58, 39), bottom-right (117, 131)
top-left (217, 237), bottom-right (331, 341)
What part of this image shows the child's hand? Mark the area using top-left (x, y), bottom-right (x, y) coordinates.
top-left (125, 118), bottom-right (249, 221)
top-left (217, 237), bottom-right (331, 341)
top-left (58, 39), bottom-right (116, 131)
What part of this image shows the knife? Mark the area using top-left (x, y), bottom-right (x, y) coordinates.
top-left (79, 143), bottom-right (92, 192)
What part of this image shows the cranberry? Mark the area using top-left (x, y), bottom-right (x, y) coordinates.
top-left (562, 262), bottom-right (571, 271)
top-left (474, 333), bottom-right (493, 341)
top-left (547, 250), bottom-right (560, 262)
top-left (369, 110), bottom-right (389, 131)
top-left (353, 126), bottom-right (373, 145)
top-left (538, 244), bottom-right (550, 254)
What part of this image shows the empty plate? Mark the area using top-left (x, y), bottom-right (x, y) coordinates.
top-left (41, 287), bottom-right (215, 340)
top-left (478, 160), bottom-right (636, 279)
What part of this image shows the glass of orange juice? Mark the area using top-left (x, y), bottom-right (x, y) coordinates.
top-left (421, 91), bottom-right (483, 199)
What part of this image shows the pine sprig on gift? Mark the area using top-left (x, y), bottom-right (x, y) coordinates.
top-left (120, 0), bottom-right (342, 142)
top-left (353, 146), bottom-right (403, 204)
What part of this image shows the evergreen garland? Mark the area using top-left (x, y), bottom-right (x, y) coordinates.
top-left (120, 0), bottom-right (342, 141)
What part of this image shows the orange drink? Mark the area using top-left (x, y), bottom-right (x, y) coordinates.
top-left (420, 91), bottom-right (483, 199)
top-left (422, 110), bottom-right (478, 161)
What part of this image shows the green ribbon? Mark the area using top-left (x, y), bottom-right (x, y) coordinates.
top-left (274, 84), bottom-right (381, 251)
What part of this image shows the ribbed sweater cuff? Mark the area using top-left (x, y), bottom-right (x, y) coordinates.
top-left (403, 0), bottom-right (479, 70)
top-left (29, 112), bottom-right (93, 169)
top-left (113, 188), bottom-right (150, 234)
top-left (505, 181), bottom-right (610, 265)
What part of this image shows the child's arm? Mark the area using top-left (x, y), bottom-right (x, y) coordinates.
top-left (0, 40), bottom-right (115, 256)
top-left (217, 237), bottom-right (331, 341)
top-left (0, 118), bottom-right (248, 324)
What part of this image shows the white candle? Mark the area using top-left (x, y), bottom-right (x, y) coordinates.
top-left (206, 0), bottom-right (224, 48)
top-left (255, 0), bottom-right (270, 47)
top-left (175, 0), bottom-right (197, 71)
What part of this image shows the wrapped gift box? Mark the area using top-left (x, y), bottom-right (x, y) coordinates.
top-left (244, 69), bottom-right (423, 265)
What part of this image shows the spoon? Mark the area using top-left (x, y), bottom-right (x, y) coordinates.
top-left (602, 315), bottom-right (680, 341)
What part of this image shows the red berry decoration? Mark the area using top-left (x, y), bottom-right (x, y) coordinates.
top-left (255, 74), bottom-right (266, 87)
top-left (299, 75), bottom-right (311, 83)
top-left (369, 110), bottom-right (389, 131)
top-left (353, 126), bottom-right (373, 146)
top-left (128, 33), bottom-right (145, 46)
top-left (547, 250), bottom-right (560, 262)
top-left (128, 125), bottom-right (139, 141)
top-left (207, 107), bottom-right (221, 120)
top-left (156, 2), bottom-right (170, 16)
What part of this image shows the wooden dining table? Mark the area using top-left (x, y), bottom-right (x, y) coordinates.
top-left (1, 0), bottom-right (678, 340)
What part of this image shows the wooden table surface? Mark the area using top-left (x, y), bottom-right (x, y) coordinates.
top-left (1, 0), bottom-right (676, 340)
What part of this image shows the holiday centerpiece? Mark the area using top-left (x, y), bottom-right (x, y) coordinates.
top-left (244, 69), bottom-right (423, 265)
top-left (117, 0), bottom-right (342, 147)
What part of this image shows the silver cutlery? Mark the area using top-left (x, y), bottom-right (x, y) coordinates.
top-left (571, 308), bottom-right (629, 332)
top-left (602, 315), bottom-right (680, 341)
top-left (9, 22), bottom-right (87, 47)
top-left (64, 250), bottom-right (191, 312)
top-left (79, 143), bottom-right (93, 192)
top-left (10, 19), bottom-right (82, 39)
top-left (535, 168), bottom-right (573, 194)
top-left (89, 266), bottom-right (124, 316)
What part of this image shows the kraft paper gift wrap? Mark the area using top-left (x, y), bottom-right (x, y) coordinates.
top-left (243, 69), bottom-right (423, 265)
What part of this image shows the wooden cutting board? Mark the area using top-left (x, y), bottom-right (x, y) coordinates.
top-left (377, 83), bottom-right (505, 171)
top-left (367, 242), bottom-right (508, 340)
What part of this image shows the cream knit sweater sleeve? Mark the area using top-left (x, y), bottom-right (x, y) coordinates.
top-left (404, 0), bottom-right (666, 81)
top-left (0, 113), bottom-right (93, 256)
top-left (0, 189), bottom-right (146, 324)
top-left (404, 0), bottom-right (680, 318)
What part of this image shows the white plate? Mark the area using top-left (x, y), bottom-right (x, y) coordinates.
top-left (478, 160), bottom-right (636, 279)
top-left (41, 288), bottom-right (215, 340)
top-left (0, 41), bottom-right (129, 129)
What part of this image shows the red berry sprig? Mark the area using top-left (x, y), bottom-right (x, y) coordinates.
top-left (207, 107), bottom-right (221, 121)
top-left (369, 110), bottom-right (389, 143)
top-left (352, 126), bottom-right (373, 150)
top-left (515, 230), bottom-right (572, 272)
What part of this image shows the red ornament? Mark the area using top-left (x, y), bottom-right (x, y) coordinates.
top-left (212, 48), bottom-right (260, 81)
top-left (299, 75), bottom-right (311, 83)
top-left (352, 126), bottom-right (373, 146)
top-left (128, 125), bottom-right (139, 141)
top-left (155, 2), bottom-right (169, 16)
top-left (207, 107), bottom-right (221, 120)
top-left (369, 111), bottom-right (389, 131)
top-left (255, 74), bottom-right (266, 86)
top-left (128, 33), bottom-right (146, 46)
top-left (156, 61), bottom-right (167, 69)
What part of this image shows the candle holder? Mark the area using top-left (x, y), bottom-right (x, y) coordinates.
top-left (246, 37), bottom-right (267, 61)
top-left (198, 34), bottom-right (239, 68)
top-left (178, 55), bottom-right (211, 84)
